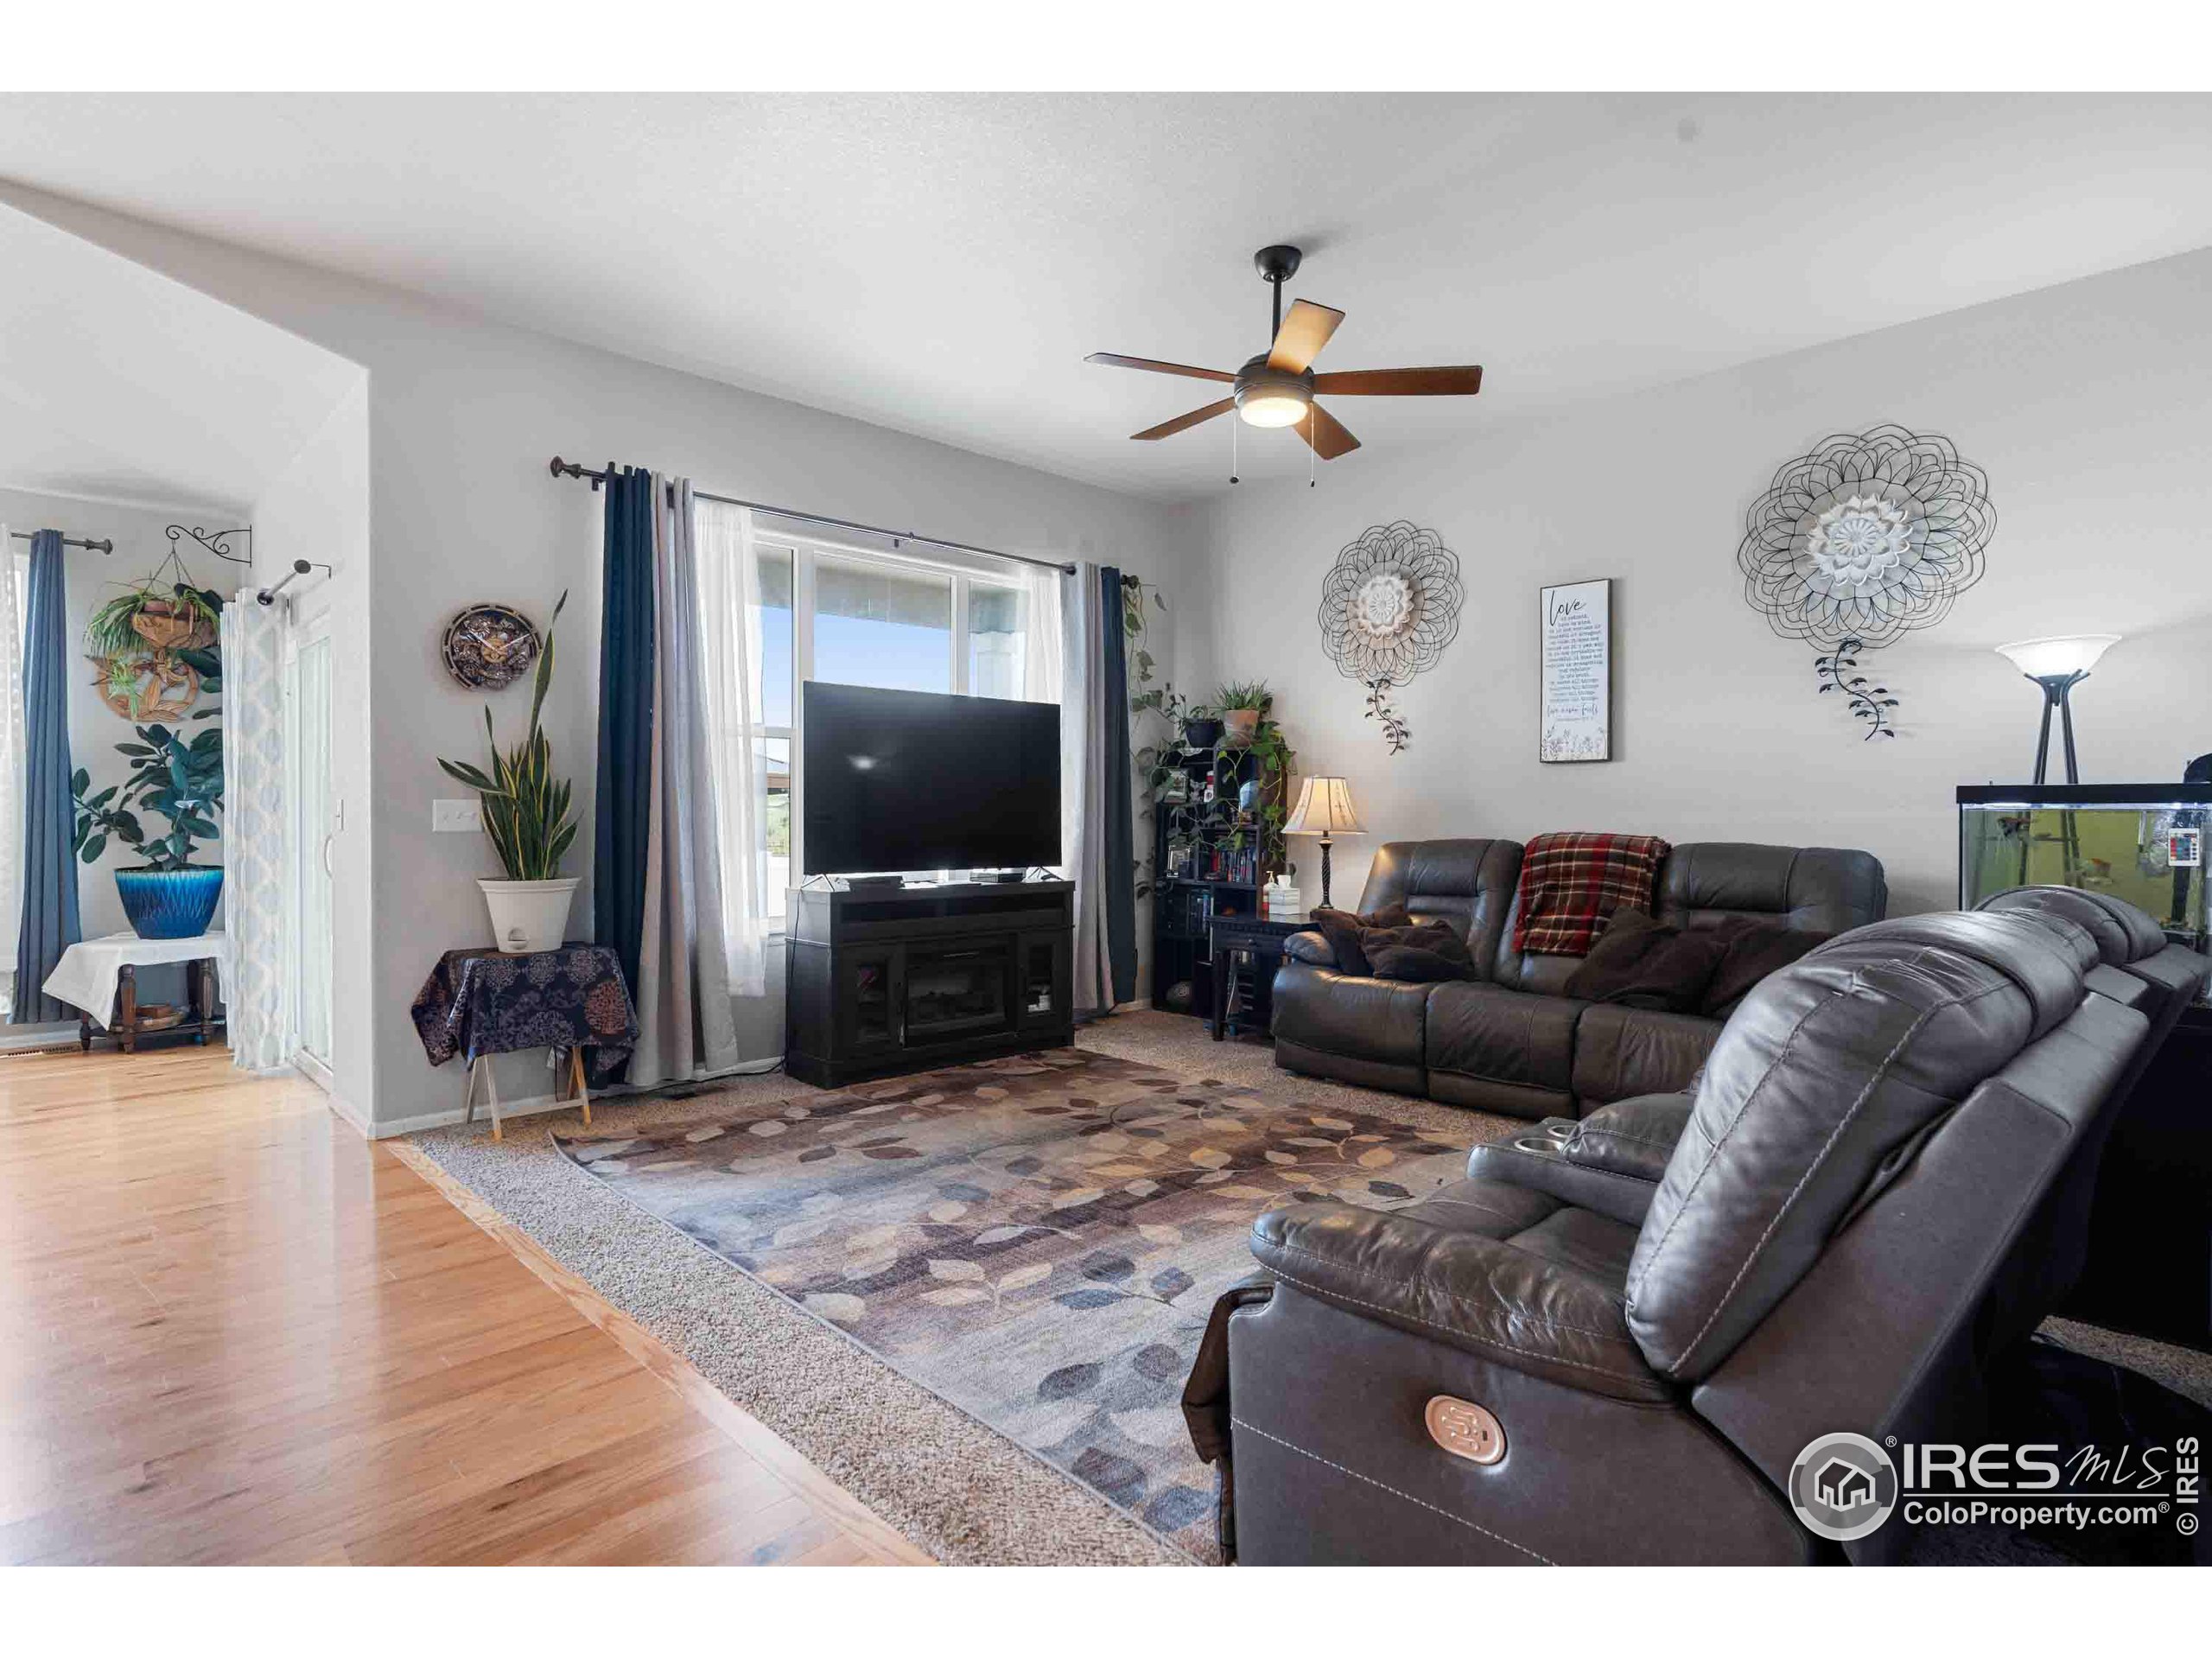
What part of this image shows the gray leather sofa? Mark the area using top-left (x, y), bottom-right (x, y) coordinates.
top-left (1272, 838), bottom-right (1889, 1118)
top-left (1188, 901), bottom-right (2207, 1564)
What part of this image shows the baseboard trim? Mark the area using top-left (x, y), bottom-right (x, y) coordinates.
top-left (365, 1089), bottom-right (569, 1140)
top-left (325, 1087), bottom-right (373, 1139)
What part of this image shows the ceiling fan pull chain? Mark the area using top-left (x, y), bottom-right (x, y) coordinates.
top-left (1308, 409), bottom-right (1318, 488)
top-left (1230, 413), bottom-right (1239, 485)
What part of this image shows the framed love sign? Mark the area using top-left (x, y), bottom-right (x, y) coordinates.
top-left (1540, 578), bottom-right (1612, 763)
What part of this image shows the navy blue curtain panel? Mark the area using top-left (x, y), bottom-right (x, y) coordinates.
top-left (1098, 566), bottom-right (1136, 1007)
top-left (594, 467), bottom-right (657, 1017)
top-left (14, 531), bottom-right (80, 1024)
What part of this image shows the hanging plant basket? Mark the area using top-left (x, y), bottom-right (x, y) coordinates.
top-left (129, 598), bottom-right (216, 652)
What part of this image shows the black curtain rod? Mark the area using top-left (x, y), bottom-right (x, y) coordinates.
top-left (8, 530), bottom-right (111, 554)
top-left (548, 457), bottom-right (1077, 576)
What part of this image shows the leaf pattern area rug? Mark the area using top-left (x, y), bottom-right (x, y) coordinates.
top-left (552, 1047), bottom-right (1469, 1559)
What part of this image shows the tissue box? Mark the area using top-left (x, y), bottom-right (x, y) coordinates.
top-left (1262, 881), bottom-right (1303, 923)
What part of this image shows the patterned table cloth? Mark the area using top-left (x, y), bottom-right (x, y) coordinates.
top-left (410, 944), bottom-right (638, 1086)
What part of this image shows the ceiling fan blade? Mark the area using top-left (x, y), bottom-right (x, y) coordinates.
top-left (1268, 300), bottom-right (1345, 372)
top-left (1131, 398), bottom-right (1235, 442)
top-left (1297, 403), bottom-right (1361, 461)
top-left (1312, 365), bottom-right (1484, 397)
top-left (1085, 353), bottom-right (1235, 383)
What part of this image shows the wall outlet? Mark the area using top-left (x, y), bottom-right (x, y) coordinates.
top-left (433, 798), bottom-right (484, 833)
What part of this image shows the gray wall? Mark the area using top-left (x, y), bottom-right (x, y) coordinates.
top-left (1184, 245), bottom-right (2212, 916)
top-left (4, 185), bottom-right (1202, 1130)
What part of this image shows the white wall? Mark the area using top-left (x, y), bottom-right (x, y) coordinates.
top-left (1187, 246), bottom-right (2212, 917)
top-left (0, 486), bottom-right (244, 1014)
top-left (3, 186), bottom-right (1201, 1128)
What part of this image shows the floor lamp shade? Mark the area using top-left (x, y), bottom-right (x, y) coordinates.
top-left (1994, 634), bottom-right (2121, 786)
top-left (1994, 634), bottom-right (2120, 680)
top-left (1285, 777), bottom-right (1365, 908)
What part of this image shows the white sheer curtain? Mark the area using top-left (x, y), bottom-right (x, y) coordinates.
top-left (0, 531), bottom-right (23, 1020)
top-left (693, 497), bottom-right (770, 996)
top-left (1020, 561), bottom-right (1064, 707)
top-left (1061, 562), bottom-right (1117, 1017)
top-left (220, 596), bottom-right (291, 1071)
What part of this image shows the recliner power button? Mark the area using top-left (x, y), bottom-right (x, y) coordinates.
top-left (1425, 1395), bottom-right (1506, 1465)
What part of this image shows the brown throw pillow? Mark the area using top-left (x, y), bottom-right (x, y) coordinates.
top-left (1311, 902), bottom-right (1413, 976)
top-left (1698, 918), bottom-right (1830, 1016)
top-left (1564, 908), bottom-right (1729, 1013)
top-left (1363, 920), bottom-right (1474, 982)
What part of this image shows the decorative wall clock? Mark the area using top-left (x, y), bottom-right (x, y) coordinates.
top-left (1738, 424), bottom-right (1993, 740)
top-left (442, 603), bottom-right (541, 690)
top-left (1318, 521), bottom-right (1465, 753)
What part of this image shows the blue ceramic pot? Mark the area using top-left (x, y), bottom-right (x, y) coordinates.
top-left (116, 866), bottom-right (225, 940)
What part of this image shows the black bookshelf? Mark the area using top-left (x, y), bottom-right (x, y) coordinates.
top-left (1148, 741), bottom-right (1283, 1017)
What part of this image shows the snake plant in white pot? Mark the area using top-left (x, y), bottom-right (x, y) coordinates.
top-left (437, 592), bottom-right (579, 953)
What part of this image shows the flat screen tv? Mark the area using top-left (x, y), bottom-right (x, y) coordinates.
top-left (801, 682), bottom-right (1061, 875)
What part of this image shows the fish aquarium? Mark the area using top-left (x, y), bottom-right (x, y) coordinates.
top-left (1958, 785), bottom-right (2212, 962)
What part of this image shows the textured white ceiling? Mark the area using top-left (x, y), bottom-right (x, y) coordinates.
top-left (3, 92), bottom-right (2209, 502)
top-left (0, 200), bottom-right (363, 513)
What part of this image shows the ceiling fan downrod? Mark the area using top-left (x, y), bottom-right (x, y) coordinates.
top-left (1255, 243), bottom-right (1303, 344)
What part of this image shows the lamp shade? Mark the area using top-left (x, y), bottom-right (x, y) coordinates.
top-left (1994, 634), bottom-right (2120, 679)
top-left (1284, 777), bottom-right (1365, 836)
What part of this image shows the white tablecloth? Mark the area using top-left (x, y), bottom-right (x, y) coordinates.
top-left (42, 931), bottom-right (230, 1023)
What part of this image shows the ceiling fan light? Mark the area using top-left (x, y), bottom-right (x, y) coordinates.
top-left (1235, 361), bottom-right (1313, 429)
top-left (1238, 389), bottom-right (1310, 428)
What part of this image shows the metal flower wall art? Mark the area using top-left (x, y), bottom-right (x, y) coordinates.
top-left (1738, 424), bottom-right (1993, 740)
top-left (1318, 521), bottom-right (1465, 753)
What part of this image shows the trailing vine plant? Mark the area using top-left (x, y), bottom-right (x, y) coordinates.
top-left (1363, 677), bottom-right (1409, 753)
top-left (1122, 574), bottom-right (1169, 899)
top-left (1814, 637), bottom-right (1899, 741)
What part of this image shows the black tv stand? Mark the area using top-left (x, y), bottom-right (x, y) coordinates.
top-left (785, 878), bottom-right (1074, 1089)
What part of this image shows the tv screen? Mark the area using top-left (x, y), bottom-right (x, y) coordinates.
top-left (801, 683), bottom-right (1061, 875)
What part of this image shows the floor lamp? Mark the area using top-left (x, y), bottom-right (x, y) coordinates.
top-left (1995, 635), bottom-right (2120, 785)
top-left (1284, 777), bottom-right (1365, 912)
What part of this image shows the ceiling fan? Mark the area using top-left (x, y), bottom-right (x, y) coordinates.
top-left (1085, 244), bottom-right (1483, 467)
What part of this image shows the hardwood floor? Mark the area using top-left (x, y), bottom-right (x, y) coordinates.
top-left (0, 1043), bottom-right (928, 1565)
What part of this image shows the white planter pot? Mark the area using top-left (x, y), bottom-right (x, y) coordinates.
top-left (479, 877), bottom-right (579, 955)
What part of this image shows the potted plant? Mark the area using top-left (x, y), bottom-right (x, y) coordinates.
top-left (71, 722), bottom-right (226, 938)
top-left (86, 577), bottom-right (221, 656)
top-left (1216, 678), bottom-right (1274, 747)
top-left (1181, 702), bottom-right (1224, 752)
top-left (437, 593), bottom-right (578, 953)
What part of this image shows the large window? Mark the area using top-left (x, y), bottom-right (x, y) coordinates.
top-left (747, 529), bottom-right (1039, 926)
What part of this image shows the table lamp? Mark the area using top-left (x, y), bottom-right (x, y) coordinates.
top-left (1284, 777), bottom-right (1365, 911)
top-left (1994, 634), bottom-right (2120, 785)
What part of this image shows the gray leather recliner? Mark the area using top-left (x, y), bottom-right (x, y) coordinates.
top-left (1192, 909), bottom-right (2161, 1565)
top-left (1271, 838), bottom-right (1888, 1118)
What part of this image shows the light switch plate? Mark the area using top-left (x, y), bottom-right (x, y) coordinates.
top-left (433, 798), bottom-right (484, 833)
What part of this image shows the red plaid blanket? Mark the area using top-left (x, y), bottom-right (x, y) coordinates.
top-left (1511, 831), bottom-right (1672, 957)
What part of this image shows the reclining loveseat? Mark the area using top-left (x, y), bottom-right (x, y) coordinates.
top-left (1187, 893), bottom-right (2208, 1565)
top-left (1272, 838), bottom-right (1888, 1117)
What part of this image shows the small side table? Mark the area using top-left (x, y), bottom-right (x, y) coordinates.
top-left (1209, 915), bottom-right (1308, 1041)
top-left (410, 944), bottom-right (639, 1141)
top-left (42, 931), bottom-right (229, 1054)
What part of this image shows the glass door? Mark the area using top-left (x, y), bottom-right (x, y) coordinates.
top-left (285, 626), bottom-right (335, 1083)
